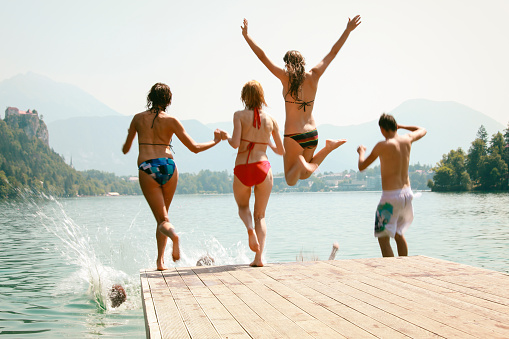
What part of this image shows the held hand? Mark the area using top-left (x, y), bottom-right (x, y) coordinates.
top-left (346, 15), bottom-right (361, 32)
top-left (213, 129), bottom-right (222, 143)
top-left (220, 130), bottom-right (229, 140)
top-left (357, 145), bottom-right (366, 154)
top-left (241, 18), bottom-right (248, 37)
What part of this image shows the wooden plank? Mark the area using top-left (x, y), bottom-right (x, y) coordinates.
top-left (261, 263), bottom-right (392, 338)
top-left (192, 265), bottom-right (284, 338)
top-left (178, 267), bottom-right (250, 339)
top-left (212, 265), bottom-right (315, 338)
top-left (357, 257), bottom-right (509, 318)
top-left (294, 261), bottom-right (443, 338)
top-left (146, 269), bottom-right (191, 339)
top-left (141, 256), bottom-right (509, 338)
top-left (140, 270), bottom-right (162, 339)
top-left (162, 268), bottom-right (220, 338)
top-left (328, 258), bottom-right (508, 338)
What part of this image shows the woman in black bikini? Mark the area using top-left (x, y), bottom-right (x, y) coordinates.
top-left (122, 83), bottom-right (223, 270)
top-left (241, 15), bottom-right (361, 186)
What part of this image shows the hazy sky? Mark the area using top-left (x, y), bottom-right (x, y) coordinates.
top-left (1, 0), bottom-right (508, 127)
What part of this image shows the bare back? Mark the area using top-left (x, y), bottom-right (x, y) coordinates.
top-left (131, 110), bottom-right (177, 166)
top-left (234, 109), bottom-right (275, 166)
top-left (378, 134), bottom-right (412, 191)
top-left (281, 73), bottom-right (319, 134)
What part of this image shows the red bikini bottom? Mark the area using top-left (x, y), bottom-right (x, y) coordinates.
top-left (234, 161), bottom-right (271, 187)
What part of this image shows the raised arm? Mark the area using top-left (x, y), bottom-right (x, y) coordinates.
top-left (172, 119), bottom-right (221, 154)
top-left (398, 124), bottom-right (427, 143)
top-left (241, 19), bottom-right (287, 81)
top-left (310, 15), bottom-right (361, 79)
top-left (270, 118), bottom-right (284, 155)
top-left (357, 143), bottom-right (380, 171)
top-left (122, 118), bottom-right (136, 154)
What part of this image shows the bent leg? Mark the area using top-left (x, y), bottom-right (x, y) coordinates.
top-left (394, 233), bottom-right (408, 256)
top-left (139, 169), bottom-right (179, 270)
top-left (283, 138), bottom-right (317, 186)
top-left (377, 236), bottom-right (394, 257)
top-left (300, 139), bottom-right (347, 180)
top-left (233, 175), bottom-right (259, 253)
top-left (251, 170), bottom-right (273, 267)
top-left (162, 169), bottom-right (180, 262)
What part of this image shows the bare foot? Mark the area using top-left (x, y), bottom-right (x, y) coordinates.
top-left (325, 139), bottom-right (347, 151)
top-left (157, 259), bottom-right (168, 271)
top-left (247, 228), bottom-right (260, 252)
top-left (172, 235), bottom-right (180, 262)
top-left (249, 260), bottom-right (264, 267)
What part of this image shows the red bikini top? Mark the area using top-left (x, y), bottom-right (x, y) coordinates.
top-left (240, 107), bottom-right (269, 164)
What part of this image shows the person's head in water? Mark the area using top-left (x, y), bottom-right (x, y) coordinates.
top-left (283, 50), bottom-right (306, 100)
top-left (147, 83), bottom-right (172, 113)
top-left (241, 80), bottom-right (267, 110)
top-left (378, 113), bottom-right (397, 136)
top-left (109, 284), bottom-right (127, 308)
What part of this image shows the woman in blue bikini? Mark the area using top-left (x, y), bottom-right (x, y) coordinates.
top-left (123, 83), bottom-right (223, 270)
top-left (241, 15), bottom-right (361, 186)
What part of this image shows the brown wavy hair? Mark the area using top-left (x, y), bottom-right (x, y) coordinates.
top-left (241, 80), bottom-right (267, 110)
top-left (146, 83), bottom-right (172, 112)
top-left (283, 50), bottom-right (306, 100)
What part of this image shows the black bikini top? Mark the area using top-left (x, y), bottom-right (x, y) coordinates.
top-left (139, 109), bottom-right (175, 152)
top-left (284, 99), bottom-right (314, 112)
top-left (138, 141), bottom-right (175, 153)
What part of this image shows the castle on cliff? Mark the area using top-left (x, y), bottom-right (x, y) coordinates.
top-left (4, 107), bottom-right (49, 146)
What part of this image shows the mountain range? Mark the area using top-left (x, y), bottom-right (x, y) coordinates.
top-left (0, 72), bottom-right (121, 123)
top-left (2, 73), bottom-right (506, 176)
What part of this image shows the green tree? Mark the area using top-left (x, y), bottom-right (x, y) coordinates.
top-left (489, 132), bottom-right (505, 156)
top-left (477, 125), bottom-right (488, 145)
top-left (431, 148), bottom-right (471, 191)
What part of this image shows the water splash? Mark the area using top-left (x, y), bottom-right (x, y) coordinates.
top-left (17, 191), bottom-right (136, 312)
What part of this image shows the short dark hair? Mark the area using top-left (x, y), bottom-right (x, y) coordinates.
top-left (378, 113), bottom-right (397, 131)
top-left (147, 83), bottom-right (172, 112)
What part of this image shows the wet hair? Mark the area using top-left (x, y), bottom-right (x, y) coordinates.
top-left (378, 113), bottom-right (397, 132)
top-left (109, 284), bottom-right (127, 308)
top-left (241, 80), bottom-right (267, 110)
top-left (283, 50), bottom-right (306, 100)
top-left (146, 83), bottom-right (172, 127)
top-left (146, 83), bottom-right (172, 112)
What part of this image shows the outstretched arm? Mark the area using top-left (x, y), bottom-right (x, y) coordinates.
top-left (241, 19), bottom-right (287, 81)
top-left (173, 119), bottom-right (221, 153)
top-left (122, 118), bottom-right (136, 154)
top-left (398, 124), bottom-right (427, 143)
top-left (357, 143), bottom-right (380, 171)
top-left (311, 15), bottom-right (361, 79)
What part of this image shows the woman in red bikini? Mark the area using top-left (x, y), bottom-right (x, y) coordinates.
top-left (122, 83), bottom-right (223, 270)
top-left (241, 15), bottom-right (361, 186)
top-left (222, 80), bottom-right (284, 267)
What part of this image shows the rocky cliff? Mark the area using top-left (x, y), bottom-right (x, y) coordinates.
top-left (4, 107), bottom-right (49, 146)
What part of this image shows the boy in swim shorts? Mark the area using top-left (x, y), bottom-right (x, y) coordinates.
top-left (357, 113), bottom-right (426, 257)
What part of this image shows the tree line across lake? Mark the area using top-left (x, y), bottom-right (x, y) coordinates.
top-left (0, 118), bottom-right (507, 199)
top-left (429, 124), bottom-right (509, 191)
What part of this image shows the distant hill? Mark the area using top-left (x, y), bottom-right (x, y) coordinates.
top-left (317, 99), bottom-right (506, 171)
top-left (0, 72), bottom-right (121, 123)
top-left (47, 99), bottom-right (506, 176)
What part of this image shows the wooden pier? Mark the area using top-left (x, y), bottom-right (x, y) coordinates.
top-left (140, 256), bottom-right (509, 338)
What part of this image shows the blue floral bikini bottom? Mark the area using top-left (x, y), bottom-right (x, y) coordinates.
top-left (138, 158), bottom-right (176, 186)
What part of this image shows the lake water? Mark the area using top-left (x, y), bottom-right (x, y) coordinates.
top-left (1, 191), bottom-right (508, 337)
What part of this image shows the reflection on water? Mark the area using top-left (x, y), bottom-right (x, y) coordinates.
top-left (0, 191), bottom-right (508, 337)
